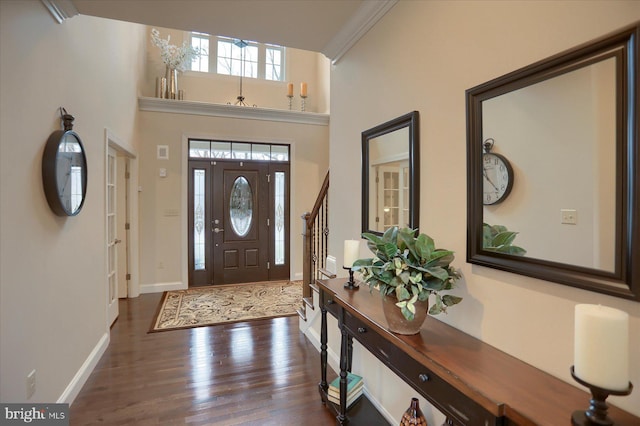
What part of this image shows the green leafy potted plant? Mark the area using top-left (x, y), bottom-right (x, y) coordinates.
top-left (352, 226), bottom-right (462, 335)
top-left (483, 223), bottom-right (526, 255)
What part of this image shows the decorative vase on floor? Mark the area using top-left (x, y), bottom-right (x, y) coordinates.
top-left (166, 66), bottom-right (178, 99)
top-left (381, 295), bottom-right (428, 335)
top-left (400, 397), bottom-right (427, 426)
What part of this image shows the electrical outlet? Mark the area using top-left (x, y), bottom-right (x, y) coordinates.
top-left (27, 369), bottom-right (36, 399)
top-left (561, 209), bottom-right (578, 225)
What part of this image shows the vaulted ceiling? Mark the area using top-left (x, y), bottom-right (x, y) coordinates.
top-left (43, 0), bottom-right (397, 63)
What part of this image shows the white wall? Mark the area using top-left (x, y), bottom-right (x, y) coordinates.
top-left (318, 1), bottom-right (640, 422)
top-left (0, 1), bottom-right (145, 403)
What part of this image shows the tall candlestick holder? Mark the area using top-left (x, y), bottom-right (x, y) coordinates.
top-left (287, 94), bottom-right (293, 110)
top-left (300, 94), bottom-right (307, 112)
top-left (570, 366), bottom-right (633, 426)
top-left (343, 266), bottom-right (359, 290)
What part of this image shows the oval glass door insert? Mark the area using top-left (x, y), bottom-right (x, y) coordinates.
top-left (230, 176), bottom-right (253, 237)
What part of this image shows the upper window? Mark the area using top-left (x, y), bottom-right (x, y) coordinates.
top-left (189, 139), bottom-right (290, 162)
top-left (189, 33), bottom-right (285, 81)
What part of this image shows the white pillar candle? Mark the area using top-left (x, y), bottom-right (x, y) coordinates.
top-left (343, 240), bottom-right (360, 268)
top-left (574, 304), bottom-right (629, 390)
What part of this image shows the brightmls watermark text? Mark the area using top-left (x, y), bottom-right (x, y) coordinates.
top-left (1, 404), bottom-right (68, 425)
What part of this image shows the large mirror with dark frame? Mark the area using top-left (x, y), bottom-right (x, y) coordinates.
top-left (466, 23), bottom-right (639, 301)
top-left (362, 111), bottom-right (419, 235)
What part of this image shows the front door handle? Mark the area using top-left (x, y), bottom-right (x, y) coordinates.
top-left (213, 227), bottom-right (224, 233)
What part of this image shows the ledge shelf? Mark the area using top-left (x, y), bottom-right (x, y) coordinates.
top-left (138, 97), bottom-right (329, 126)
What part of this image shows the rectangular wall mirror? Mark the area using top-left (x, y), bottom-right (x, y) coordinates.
top-left (466, 23), bottom-right (639, 300)
top-left (362, 111), bottom-right (419, 235)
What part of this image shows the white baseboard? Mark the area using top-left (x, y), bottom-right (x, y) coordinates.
top-left (139, 281), bottom-right (186, 294)
top-left (59, 332), bottom-right (109, 405)
top-left (303, 319), bottom-right (340, 373)
top-left (362, 388), bottom-right (396, 424)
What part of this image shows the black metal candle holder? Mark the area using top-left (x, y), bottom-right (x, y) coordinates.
top-left (570, 366), bottom-right (633, 426)
top-left (343, 266), bottom-right (359, 290)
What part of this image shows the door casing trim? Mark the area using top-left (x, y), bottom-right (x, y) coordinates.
top-left (181, 133), bottom-right (295, 288)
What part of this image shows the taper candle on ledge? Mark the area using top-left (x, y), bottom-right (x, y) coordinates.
top-left (571, 304), bottom-right (633, 426)
top-left (300, 82), bottom-right (308, 112)
top-left (343, 239), bottom-right (360, 289)
top-left (287, 83), bottom-right (294, 110)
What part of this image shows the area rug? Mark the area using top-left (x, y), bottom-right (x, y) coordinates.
top-left (150, 280), bottom-right (302, 332)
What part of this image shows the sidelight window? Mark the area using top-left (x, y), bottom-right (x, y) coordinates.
top-left (193, 169), bottom-right (206, 270)
top-left (274, 172), bottom-right (285, 265)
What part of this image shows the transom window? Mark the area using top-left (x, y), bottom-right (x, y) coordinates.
top-left (190, 33), bottom-right (285, 81)
top-left (189, 139), bottom-right (290, 162)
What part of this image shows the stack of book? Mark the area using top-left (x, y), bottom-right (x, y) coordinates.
top-left (328, 372), bottom-right (364, 408)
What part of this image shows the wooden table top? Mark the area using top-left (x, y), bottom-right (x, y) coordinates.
top-left (317, 278), bottom-right (639, 425)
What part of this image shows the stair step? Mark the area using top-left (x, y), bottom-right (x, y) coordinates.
top-left (318, 268), bottom-right (337, 279)
top-left (310, 283), bottom-right (320, 293)
top-left (303, 296), bottom-right (314, 310)
top-left (296, 306), bottom-right (307, 322)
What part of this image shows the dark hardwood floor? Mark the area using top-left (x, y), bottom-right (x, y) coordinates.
top-left (70, 293), bottom-right (337, 425)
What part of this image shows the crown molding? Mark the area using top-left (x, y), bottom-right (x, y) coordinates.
top-left (138, 97), bottom-right (329, 126)
top-left (40, 0), bottom-right (78, 23)
top-left (322, 0), bottom-right (397, 64)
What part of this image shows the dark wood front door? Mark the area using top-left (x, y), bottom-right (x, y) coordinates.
top-left (213, 161), bottom-right (269, 284)
top-left (188, 159), bottom-right (290, 286)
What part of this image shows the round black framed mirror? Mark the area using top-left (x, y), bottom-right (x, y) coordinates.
top-left (42, 111), bottom-right (87, 216)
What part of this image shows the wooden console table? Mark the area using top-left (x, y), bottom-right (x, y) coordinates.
top-left (316, 278), bottom-right (639, 425)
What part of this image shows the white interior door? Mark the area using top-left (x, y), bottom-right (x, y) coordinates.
top-left (107, 146), bottom-right (119, 326)
top-left (116, 156), bottom-right (128, 298)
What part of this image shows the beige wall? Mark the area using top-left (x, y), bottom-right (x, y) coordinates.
top-left (0, 1), bottom-right (145, 403)
top-left (315, 1), bottom-right (640, 422)
top-left (144, 27), bottom-right (329, 112)
top-left (138, 27), bottom-right (330, 290)
top-left (0, 5), bottom-right (328, 403)
top-left (137, 112), bottom-right (329, 289)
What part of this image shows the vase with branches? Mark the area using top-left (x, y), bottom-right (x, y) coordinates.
top-left (150, 28), bottom-right (203, 98)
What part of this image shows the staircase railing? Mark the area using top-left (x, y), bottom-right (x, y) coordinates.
top-left (298, 170), bottom-right (330, 320)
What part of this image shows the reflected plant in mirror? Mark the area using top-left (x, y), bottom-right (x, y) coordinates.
top-left (483, 223), bottom-right (526, 256)
top-left (466, 22), bottom-right (639, 301)
top-left (362, 111), bottom-right (419, 235)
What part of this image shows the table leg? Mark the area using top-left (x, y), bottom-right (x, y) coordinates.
top-left (320, 303), bottom-right (328, 393)
top-left (337, 326), bottom-right (349, 425)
